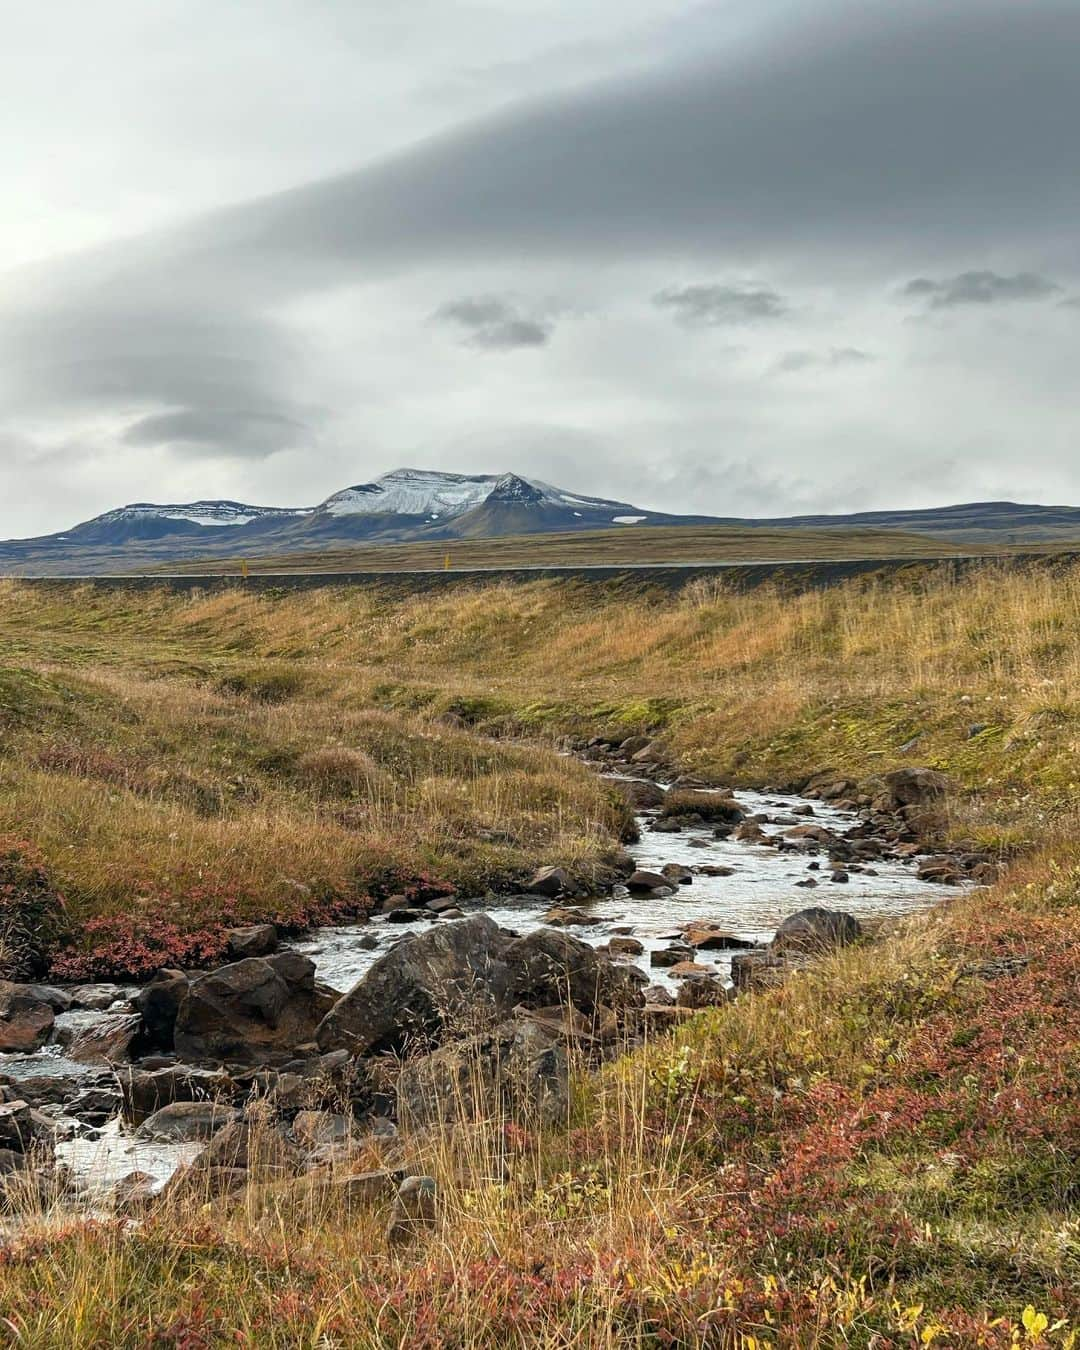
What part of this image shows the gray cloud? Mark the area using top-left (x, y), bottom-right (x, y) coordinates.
top-left (434, 296), bottom-right (553, 349)
top-left (773, 347), bottom-right (874, 374)
top-left (902, 271), bottom-right (1062, 309)
top-left (4, 0), bottom-right (1080, 532)
top-left (654, 283), bottom-right (787, 327)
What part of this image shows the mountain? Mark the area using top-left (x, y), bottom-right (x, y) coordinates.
top-left (1, 468), bottom-right (1079, 574)
top-left (0, 468), bottom-right (706, 573)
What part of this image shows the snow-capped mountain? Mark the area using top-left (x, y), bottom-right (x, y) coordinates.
top-left (88, 501), bottom-right (310, 530)
top-left (315, 468), bottom-right (641, 524)
top-left (0, 467), bottom-right (700, 571)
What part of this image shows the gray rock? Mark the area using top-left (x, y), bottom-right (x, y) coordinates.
top-left (0, 982), bottom-right (54, 1053)
top-left (386, 1175), bottom-right (437, 1245)
top-left (134, 969), bottom-right (189, 1051)
top-left (226, 925), bottom-right (278, 960)
top-left (137, 1100), bottom-right (240, 1143)
top-left (67, 1014), bottom-right (143, 1065)
top-left (525, 866), bottom-right (571, 898)
top-left (772, 907), bottom-right (862, 953)
top-left (174, 952), bottom-right (324, 1065)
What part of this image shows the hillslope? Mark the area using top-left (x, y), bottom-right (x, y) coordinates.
top-left (148, 522), bottom-right (966, 574)
top-left (0, 565), bottom-right (1079, 1343)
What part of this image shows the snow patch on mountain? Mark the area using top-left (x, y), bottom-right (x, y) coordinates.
top-left (318, 467), bottom-right (634, 519)
top-left (92, 501), bottom-right (310, 529)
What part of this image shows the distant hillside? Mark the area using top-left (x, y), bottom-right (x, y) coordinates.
top-left (1, 467), bottom-right (1078, 574)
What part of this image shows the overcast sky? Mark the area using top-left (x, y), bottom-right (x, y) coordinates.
top-left (3, 0), bottom-right (1079, 536)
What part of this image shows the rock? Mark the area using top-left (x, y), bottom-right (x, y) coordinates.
top-left (174, 952), bottom-right (324, 1065)
top-left (316, 915), bottom-right (514, 1056)
top-left (660, 864), bottom-right (693, 886)
top-left (525, 866), bottom-right (571, 898)
top-left (0, 1102), bottom-right (33, 1152)
top-left (68, 1013), bottom-right (142, 1064)
top-left (111, 1171), bottom-right (157, 1215)
top-left (650, 944), bottom-right (694, 967)
top-left (795, 877), bottom-right (818, 888)
top-left (225, 925), bottom-right (278, 960)
top-left (877, 768), bottom-right (950, 810)
top-left (829, 870), bottom-right (850, 884)
top-left (386, 1175), bottom-right (437, 1245)
top-left (119, 1064), bottom-right (236, 1125)
top-left (784, 824), bottom-right (838, 845)
top-left (618, 736), bottom-right (652, 758)
top-left (643, 984), bottom-right (674, 1006)
top-left (134, 969), bottom-right (189, 1052)
top-left (137, 1100), bottom-right (240, 1143)
top-left (772, 907), bottom-right (862, 953)
top-left (160, 1163), bottom-right (249, 1205)
top-left (398, 1016), bottom-right (570, 1128)
top-left (660, 790), bottom-right (744, 823)
top-left (733, 822), bottom-right (767, 842)
top-left (69, 985), bottom-right (129, 1012)
top-left (22, 985), bottom-right (71, 1013)
top-left (626, 870), bottom-right (670, 891)
top-left (0, 1101), bottom-right (51, 1153)
top-left (610, 778), bottom-right (665, 810)
top-left (318, 915), bottom-right (640, 1058)
top-left (286, 1169), bottom-right (402, 1211)
top-left (917, 856), bottom-right (965, 885)
top-left (384, 908), bottom-right (428, 924)
top-left (668, 961), bottom-right (715, 979)
top-left (607, 936), bottom-right (645, 957)
top-left (505, 927), bottom-right (643, 1017)
top-left (0, 982), bottom-right (54, 1053)
top-left (631, 740), bottom-right (671, 766)
top-left (199, 1119), bottom-right (300, 1177)
top-left (540, 907), bottom-right (600, 927)
top-left (425, 896), bottom-right (461, 914)
top-left (291, 1110), bottom-right (353, 1150)
top-left (380, 895), bottom-right (408, 914)
top-left (730, 949), bottom-right (794, 993)
top-left (436, 908), bottom-right (465, 920)
top-left (681, 924), bottom-right (755, 952)
top-left (675, 976), bottom-right (729, 1009)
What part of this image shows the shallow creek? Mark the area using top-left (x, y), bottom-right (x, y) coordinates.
top-left (293, 785), bottom-right (941, 992)
top-left (2, 782), bottom-right (950, 1193)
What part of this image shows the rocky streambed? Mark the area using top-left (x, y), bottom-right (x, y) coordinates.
top-left (0, 765), bottom-right (990, 1211)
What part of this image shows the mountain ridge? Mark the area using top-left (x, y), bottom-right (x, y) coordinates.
top-left (3, 468), bottom-right (1080, 574)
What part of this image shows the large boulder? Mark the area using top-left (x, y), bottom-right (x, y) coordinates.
top-left (119, 1064), bottom-right (236, 1125)
top-left (316, 915), bottom-right (514, 1055)
top-left (0, 982), bottom-right (54, 1053)
top-left (67, 1013), bottom-right (143, 1064)
top-left (504, 927), bottom-right (643, 1016)
top-left (317, 915), bottom-right (639, 1056)
top-left (398, 1016), bottom-right (569, 1128)
top-left (771, 907), bottom-right (862, 953)
top-left (134, 969), bottom-right (189, 1052)
top-left (225, 925), bottom-right (278, 960)
top-left (174, 952), bottom-right (324, 1065)
top-left (137, 1100), bottom-right (240, 1143)
top-left (876, 768), bottom-right (950, 811)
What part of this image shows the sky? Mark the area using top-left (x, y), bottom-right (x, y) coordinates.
top-left (2, 0), bottom-right (1080, 537)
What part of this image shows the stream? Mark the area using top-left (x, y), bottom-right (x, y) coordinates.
top-left (2, 779), bottom-right (952, 1195)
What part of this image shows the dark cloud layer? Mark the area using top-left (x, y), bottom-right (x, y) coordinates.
top-left (3, 0), bottom-right (1080, 527)
top-left (902, 271), bottom-right (1062, 309)
top-left (654, 283), bottom-right (787, 326)
top-left (434, 296), bottom-right (552, 349)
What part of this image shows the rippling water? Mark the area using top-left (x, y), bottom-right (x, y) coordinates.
top-left (292, 787), bottom-right (947, 992)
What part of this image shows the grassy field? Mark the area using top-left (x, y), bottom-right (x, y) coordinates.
top-left (2, 566), bottom-right (1080, 1343)
top-left (150, 523), bottom-right (968, 575)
